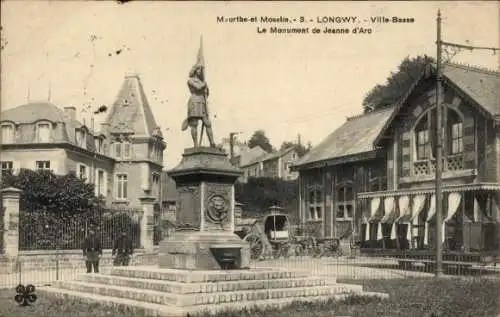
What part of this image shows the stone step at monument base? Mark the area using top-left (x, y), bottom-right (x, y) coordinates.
top-left (38, 266), bottom-right (386, 317)
top-left (39, 287), bottom-right (387, 317)
top-left (74, 273), bottom-right (335, 294)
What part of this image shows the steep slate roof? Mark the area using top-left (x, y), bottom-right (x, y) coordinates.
top-left (238, 145), bottom-right (268, 167)
top-left (2, 102), bottom-right (66, 123)
top-left (259, 146), bottom-right (295, 162)
top-left (241, 146), bottom-right (294, 168)
top-left (1, 102), bottom-right (86, 146)
top-left (105, 74), bottom-right (159, 136)
top-left (293, 107), bottom-right (395, 168)
top-left (442, 63), bottom-right (499, 116)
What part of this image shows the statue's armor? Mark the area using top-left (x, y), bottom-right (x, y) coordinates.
top-left (187, 77), bottom-right (208, 119)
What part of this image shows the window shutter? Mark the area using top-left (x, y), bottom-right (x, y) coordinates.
top-left (85, 165), bottom-right (90, 182)
top-left (94, 169), bottom-right (100, 196)
top-left (462, 116), bottom-right (475, 169)
top-left (401, 132), bottom-right (411, 177)
top-left (103, 171), bottom-right (108, 197)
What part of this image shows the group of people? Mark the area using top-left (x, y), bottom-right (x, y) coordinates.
top-left (82, 230), bottom-right (134, 273)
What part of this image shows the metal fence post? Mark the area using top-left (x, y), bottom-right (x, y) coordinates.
top-left (56, 244), bottom-right (60, 281)
top-left (16, 257), bottom-right (21, 285)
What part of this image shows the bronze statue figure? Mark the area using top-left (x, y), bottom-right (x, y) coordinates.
top-left (181, 63), bottom-right (216, 148)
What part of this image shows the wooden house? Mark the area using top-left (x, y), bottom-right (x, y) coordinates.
top-left (292, 62), bottom-right (500, 254)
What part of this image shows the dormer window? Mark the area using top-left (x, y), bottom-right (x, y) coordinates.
top-left (1, 124), bottom-right (14, 144)
top-left (37, 123), bottom-right (51, 143)
top-left (95, 137), bottom-right (104, 154)
top-left (76, 129), bottom-right (87, 149)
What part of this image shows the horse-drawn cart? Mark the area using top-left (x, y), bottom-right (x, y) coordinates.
top-left (236, 206), bottom-right (293, 260)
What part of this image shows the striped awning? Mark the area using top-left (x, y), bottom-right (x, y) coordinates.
top-left (426, 195), bottom-right (437, 222)
top-left (368, 197), bottom-right (382, 222)
top-left (396, 196), bottom-right (411, 223)
top-left (442, 192), bottom-right (462, 243)
top-left (491, 197), bottom-right (499, 222)
top-left (358, 183), bottom-right (500, 199)
top-left (410, 195), bottom-right (426, 223)
top-left (445, 192), bottom-right (462, 223)
top-left (380, 197), bottom-right (396, 223)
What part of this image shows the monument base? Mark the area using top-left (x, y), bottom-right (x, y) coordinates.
top-left (158, 231), bottom-right (251, 270)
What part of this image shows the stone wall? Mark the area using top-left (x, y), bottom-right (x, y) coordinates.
top-left (0, 249), bottom-right (159, 274)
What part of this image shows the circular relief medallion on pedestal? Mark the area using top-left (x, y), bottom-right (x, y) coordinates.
top-left (206, 195), bottom-right (229, 223)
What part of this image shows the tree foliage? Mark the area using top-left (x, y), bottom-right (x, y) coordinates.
top-left (248, 130), bottom-right (274, 153)
top-left (1, 169), bottom-right (101, 214)
top-left (235, 177), bottom-right (298, 220)
top-left (280, 141), bottom-right (311, 158)
top-left (363, 55), bottom-right (433, 113)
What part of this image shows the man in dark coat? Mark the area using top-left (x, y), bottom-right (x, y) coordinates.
top-left (82, 229), bottom-right (102, 273)
top-left (112, 231), bottom-right (134, 266)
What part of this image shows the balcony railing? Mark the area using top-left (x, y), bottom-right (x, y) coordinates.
top-left (413, 154), bottom-right (464, 176)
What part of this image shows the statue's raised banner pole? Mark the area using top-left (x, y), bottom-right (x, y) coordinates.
top-left (181, 35), bottom-right (216, 148)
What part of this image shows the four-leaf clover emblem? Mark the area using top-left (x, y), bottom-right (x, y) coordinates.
top-left (14, 284), bottom-right (37, 306)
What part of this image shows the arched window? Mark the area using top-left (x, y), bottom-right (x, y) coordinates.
top-left (415, 113), bottom-right (431, 160)
top-left (447, 108), bottom-right (463, 155)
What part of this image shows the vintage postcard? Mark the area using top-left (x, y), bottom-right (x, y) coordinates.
top-left (0, 1), bottom-right (499, 317)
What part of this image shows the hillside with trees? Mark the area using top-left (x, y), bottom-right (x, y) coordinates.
top-left (363, 55), bottom-right (433, 113)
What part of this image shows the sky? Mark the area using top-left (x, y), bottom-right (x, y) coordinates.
top-left (1, 1), bottom-right (498, 168)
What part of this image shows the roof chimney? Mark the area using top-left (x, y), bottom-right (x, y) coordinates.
top-left (63, 106), bottom-right (76, 122)
top-left (100, 122), bottom-right (110, 135)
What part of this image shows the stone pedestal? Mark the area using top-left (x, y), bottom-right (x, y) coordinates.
top-left (1, 187), bottom-right (21, 257)
top-left (158, 147), bottom-right (250, 270)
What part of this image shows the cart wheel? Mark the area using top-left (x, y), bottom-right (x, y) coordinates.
top-left (244, 233), bottom-right (264, 261)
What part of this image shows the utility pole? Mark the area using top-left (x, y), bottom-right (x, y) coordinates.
top-left (434, 10), bottom-right (499, 278)
top-left (435, 10), bottom-right (444, 278)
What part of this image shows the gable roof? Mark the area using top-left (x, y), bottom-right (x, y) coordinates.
top-left (105, 74), bottom-right (159, 136)
top-left (241, 146), bottom-right (296, 167)
top-left (293, 106), bottom-right (395, 169)
top-left (237, 145), bottom-right (268, 167)
top-left (259, 146), bottom-right (296, 162)
top-left (374, 62), bottom-right (500, 146)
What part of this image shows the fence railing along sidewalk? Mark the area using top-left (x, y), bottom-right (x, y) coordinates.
top-left (0, 250), bottom-right (158, 289)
